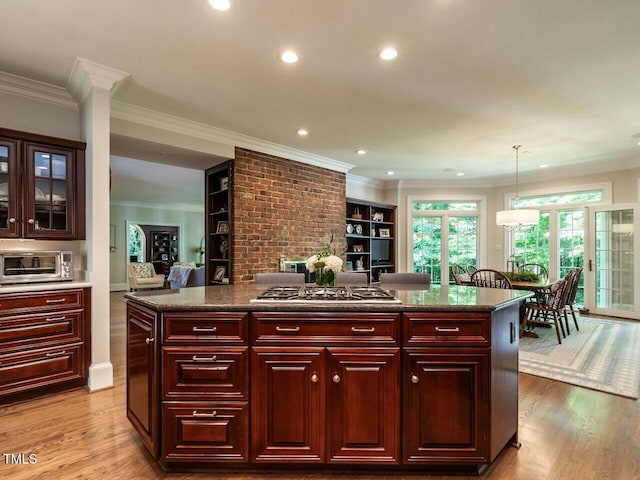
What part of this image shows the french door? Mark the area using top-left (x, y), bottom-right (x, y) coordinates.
top-left (586, 204), bottom-right (640, 319)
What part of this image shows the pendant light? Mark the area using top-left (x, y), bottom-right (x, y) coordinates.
top-left (496, 145), bottom-right (539, 229)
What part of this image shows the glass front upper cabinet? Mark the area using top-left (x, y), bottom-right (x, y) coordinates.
top-left (0, 139), bottom-right (19, 237)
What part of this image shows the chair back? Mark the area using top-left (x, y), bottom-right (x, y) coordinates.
top-left (466, 265), bottom-right (478, 275)
top-left (379, 273), bottom-right (431, 285)
top-left (519, 263), bottom-right (549, 282)
top-left (470, 269), bottom-right (512, 289)
top-left (450, 264), bottom-right (468, 285)
top-left (565, 267), bottom-right (583, 306)
top-left (255, 273), bottom-right (305, 285)
top-left (335, 272), bottom-right (368, 285)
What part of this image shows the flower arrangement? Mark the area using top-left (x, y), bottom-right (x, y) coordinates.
top-left (306, 237), bottom-right (343, 286)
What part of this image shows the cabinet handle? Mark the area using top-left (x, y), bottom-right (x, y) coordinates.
top-left (311, 373), bottom-right (319, 383)
top-left (192, 410), bottom-right (217, 417)
top-left (45, 316), bottom-right (66, 322)
top-left (146, 337), bottom-right (154, 344)
top-left (351, 326), bottom-right (375, 333)
top-left (46, 298), bottom-right (67, 304)
top-left (510, 322), bottom-right (515, 344)
top-left (192, 355), bottom-right (217, 362)
top-left (332, 373), bottom-right (341, 383)
top-left (276, 326), bottom-right (300, 332)
top-left (8, 217), bottom-right (15, 224)
top-left (28, 218), bottom-right (35, 224)
top-left (435, 326), bottom-right (460, 333)
top-left (45, 350), bottom-right (67, 357)
top-left (192, 326), bottom-right (217, 333)
top-left (411, 374), bottom-right (420, 384)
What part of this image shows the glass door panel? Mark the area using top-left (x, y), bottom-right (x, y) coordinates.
top-left (558, 209), bottom-right (585, 305)
top-left (413, 217), bottom-right (442, 283)
top-left (448, 216), bottom-right (478, 282)
top-left (587, 204), bottom-right (639, 319)
top-left (0, 139), bottom-right (19, 237)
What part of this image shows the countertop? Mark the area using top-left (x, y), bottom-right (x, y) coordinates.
top-left (0, 271), bottom-right (91, 294)
top-left (124, 283), bottom-right (532, 312)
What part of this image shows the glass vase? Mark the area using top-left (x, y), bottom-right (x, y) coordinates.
top-left (315, 268), bottom-right (336, 287)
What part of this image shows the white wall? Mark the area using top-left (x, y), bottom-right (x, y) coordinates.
top-left (109, 203), bottom-right (204, 290)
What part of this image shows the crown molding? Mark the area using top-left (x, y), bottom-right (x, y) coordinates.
top-left (111, 101), bottom-right (355, 174)
top-left (67, 58), bottom-right (129, 105)
top-left (0, 70), bottom-right (77, 109)
top-left (346, 173), bottom-right (384, 189)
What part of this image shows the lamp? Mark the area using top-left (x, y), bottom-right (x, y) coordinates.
top-left (496, 145), bottom-right (539, 230)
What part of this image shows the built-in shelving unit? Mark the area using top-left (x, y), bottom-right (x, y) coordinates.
top-left (345, 198), bottom-right (396, 283)
top-left (205, 161), bottom-right (233, 285)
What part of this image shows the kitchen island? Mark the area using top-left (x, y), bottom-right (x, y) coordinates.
top-left (125, 283), bottom-right (530, 475)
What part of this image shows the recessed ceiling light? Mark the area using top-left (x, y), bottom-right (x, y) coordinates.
top-left (637, 141), bottom-right (640, 146)
top-left (386, 171), bottom-right (395, 176)
top-left (297, 128), bottom-right (308, 136)
top-left (539, 164), bottom-right (549, 169)
top-left (356, 149), bottom-right (367, 155)
top-left (379, 47), bottom-right (398, 61)
top-left (208, 0), bottom-right (230, 11)
top-left (280, 51), bottom-right (299, 64)
top-left (456, 172), bottom-right (465, 176)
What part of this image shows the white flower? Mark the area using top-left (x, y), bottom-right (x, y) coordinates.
top-left (306, 254), bottom-right (343, 273)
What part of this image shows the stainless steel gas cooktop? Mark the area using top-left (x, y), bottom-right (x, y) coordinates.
top-left (251, 285), bottom-right (401, 303)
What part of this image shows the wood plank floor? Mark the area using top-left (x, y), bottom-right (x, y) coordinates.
top-left (1, 293), bottom-right (639, 480)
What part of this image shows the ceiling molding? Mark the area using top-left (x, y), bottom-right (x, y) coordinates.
top-left (67, 58), bottom-right (129, 105)
top-left (111, 100), bottom-right (355, 174)
top-left (346, 173), bottom-right (384, 189)
top-left (0, 70), bottom-right (77, 109)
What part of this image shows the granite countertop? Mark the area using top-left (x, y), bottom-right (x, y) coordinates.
top-left (0, 271), bottom-right (91, 294)
top-left (124, 283), bottom-right (532, 312)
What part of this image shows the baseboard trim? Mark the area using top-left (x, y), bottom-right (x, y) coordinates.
top-left (88, 362), bottom-right (114, 392)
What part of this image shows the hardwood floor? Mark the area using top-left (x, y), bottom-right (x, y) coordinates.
top-left (1, 292), bottom-right (638, 480)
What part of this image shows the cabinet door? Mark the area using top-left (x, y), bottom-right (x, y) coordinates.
top-left (24, 142), bottom-right (77, 238)
top-left (326, 347), bottom-right (400, 464)
top-left (251, 347), bottom-right (325, 463)
top-left (126, 304), bottom-right (160, 458)
top-left (403, 349), bottom-right (489, 464)
top-left (0, 138), bottom-right (20, 237)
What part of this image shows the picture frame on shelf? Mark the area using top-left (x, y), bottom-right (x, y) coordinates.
top-left (161, 253), bottom-right (169, 261)
top-left (216, 220), bottom-right (229, 233)
top-left (352, 244), bottom-right (364, 253)
top-left (214, 265), bottom-right (227, 282)
top-left (220, 176), bottom-right (229, 190)
top-left (345, 261), bottom-right (354, 271)
top-left (379, 228), bottom-right (390, 238)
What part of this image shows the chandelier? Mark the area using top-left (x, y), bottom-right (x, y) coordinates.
top-left (496, 145), bottom-right (539, 230)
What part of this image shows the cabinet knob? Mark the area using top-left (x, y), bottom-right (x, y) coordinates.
top-left (332, 373), bottom-right (341, 383)
top-left (28, 218), bottom-right (35, 224)
top-left (145, 337), bottom-right (154, 344)
top-left (8, 217), bottom-right (15, 224)
top-left (311, 373), bottom-right (319, 383)
top-left (411, 374), bottom-right (419, 384)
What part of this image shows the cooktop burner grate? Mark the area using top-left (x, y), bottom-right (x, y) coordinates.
top-left (252, 285), bottom-right (401, 303)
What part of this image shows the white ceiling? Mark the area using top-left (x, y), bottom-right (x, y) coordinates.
top-left (2, 0), bottom-right (640, 194)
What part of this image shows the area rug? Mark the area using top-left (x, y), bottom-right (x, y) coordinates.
top-left (519, 316), bottom-right (640, 399)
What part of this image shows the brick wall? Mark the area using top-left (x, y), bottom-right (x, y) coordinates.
top-left (232, 147), bottom-right (346, 284)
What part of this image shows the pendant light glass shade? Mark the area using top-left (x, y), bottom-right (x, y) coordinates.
top-left (496, 145), bottom-right (539, 229)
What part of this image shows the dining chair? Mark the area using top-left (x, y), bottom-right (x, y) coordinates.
top-left (518, 263), bottom-right (550, 282)
top-left (450, 264), bottom-right (469, 285)
top-left (470, 269), bottom-right (512, 289)
top-left (523, 276), bottom-right (572, 344)
top-left (335, 272), bottom-right (369, 285)
top-left (465, 265), bottom-right (478, 275)
top-left (255, 272), bottom-right (305, 285)
top-left (379, 272), bottom-right (431, 285)
top-left (562, 266), bottom-right (583, 333)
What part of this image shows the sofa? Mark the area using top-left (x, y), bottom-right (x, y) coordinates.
top-left (168, 265), bottom-right (205, 289)
top-left (128, 262), bottom-right (165, 291)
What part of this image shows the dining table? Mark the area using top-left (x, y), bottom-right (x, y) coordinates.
top-left (509, 277), bottom-right (554, 338)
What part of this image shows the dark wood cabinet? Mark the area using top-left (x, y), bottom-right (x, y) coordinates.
top-left (126, 303), bottom-right (160, 458)
top-left (0, 288), bottom-right (91, 403)
top-left (251, 347), bottom-right (325, 463)
top-left (0, 128), bottom-right (86, 240)
top-left (346, 198), bottom-right (396, 283)
top-left (205, 161), bottom-right (233, 285)
top-left (326, 348), bottom-right (400, 464)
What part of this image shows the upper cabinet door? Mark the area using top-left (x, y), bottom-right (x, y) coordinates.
top-left (24, 143), bottom-right (76, 239)
top-left (0, 138), bottom-right (20, 238)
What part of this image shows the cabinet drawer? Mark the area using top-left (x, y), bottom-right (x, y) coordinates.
top-left (252, 312), bottom-right (399, 345)
top-left (0, 343), bottom-right (83, 397)
top-left (0, 310), bottom-right (82, 352)
top-left (162, 401), bottom-right (249, 463)
top-left (403, 313), bottom-right (490, 346)
top-left (163, 312), bottom-right (247, 345)
top-left (0, 289), bottom-right (83, 316)
top-left (163, 346), bottom-right (248, 400)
